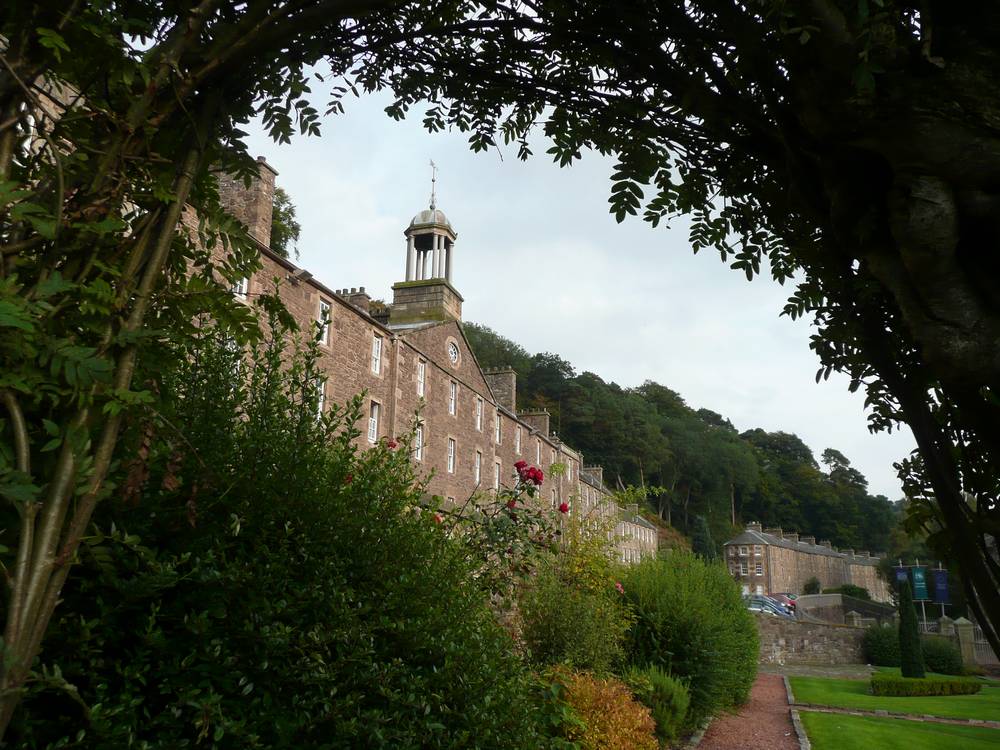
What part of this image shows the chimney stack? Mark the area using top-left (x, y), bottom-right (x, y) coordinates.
top-left (218, 156), bottom-right (278, 248)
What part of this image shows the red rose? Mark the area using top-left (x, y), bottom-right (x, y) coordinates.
top-left (433, 513), bottom-right (443, 524)
top-left (514, 460), bottom-right (527, 470)
top-left (558, 502), bottom-right (569, 514)
top-left (507, 499), bottom-right (517, 510)
top-left (344, 473), bottom-right (353, 484)
top-left (387, 439), bottom-right (398, 449)
top-left (615, 582), bottom-right (624, 594)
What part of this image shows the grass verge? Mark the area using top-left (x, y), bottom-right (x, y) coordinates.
top-left (789, 675), bottom-right (1000, 721)
top-left (799, 711), bottom-right (1000, 750)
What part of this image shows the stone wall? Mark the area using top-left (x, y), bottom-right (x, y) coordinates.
top-left (755, 613), bottom-right (866, 666)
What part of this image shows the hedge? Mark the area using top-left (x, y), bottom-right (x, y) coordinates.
top-left (870, 674), bottom-right (982, 697)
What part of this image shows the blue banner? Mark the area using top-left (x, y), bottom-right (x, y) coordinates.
top-left (912, 566), bottom-right (929, 600)
top-left (932, 569), bottom-right (949, 604)
top-left (895, 567), bottom-right (909, 586)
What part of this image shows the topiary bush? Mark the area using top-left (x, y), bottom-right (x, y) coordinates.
top-left (920, 637), bottom-right (964, 675)
top-left (823, 584), bottom-right (871, 600)
top-left (871, 673), bottom-right (981, 697)
top-left (558, 671), bottom-right (658, 750)
top-left (9, 326), bottom-right (554, 749)
top-left (898, 580), bottom-right (926, 678)
top-left (863, 626), bottom-right (901, 667)
top-left (621, 553), bottom-right (758, 729)
top-left (803, 576), bottom-right (821, 594)
top-left (623, 664), bottom-right (690, 746)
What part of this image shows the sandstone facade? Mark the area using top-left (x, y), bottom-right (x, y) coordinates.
top-left (724, 522), bottom-right (891, 602)
top-left (216, 161), bottom-right (658, 563)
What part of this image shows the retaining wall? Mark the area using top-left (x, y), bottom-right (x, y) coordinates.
top-left (755, 613), bottom-right (866, 666)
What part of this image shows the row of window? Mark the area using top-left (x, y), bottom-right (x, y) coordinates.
top-left (732, 545), bottom-right (763, 557)
top-left (732, 562), bottom-right (765, 576)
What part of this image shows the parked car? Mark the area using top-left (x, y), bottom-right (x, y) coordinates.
top-left (769, 593), bottom-right (797, 613)
top-left (744, 594), bottom-right (794, 618)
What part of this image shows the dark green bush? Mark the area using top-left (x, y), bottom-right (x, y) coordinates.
top-left (863, 626), bottom-right (901, 667)
top-left (920, 637), bottom-right (964, 676)
top-left (898, 580), bottom-right (926, 678)
top-left (11, 327), bottom-right (551, 749)
top-left (822, 584), bottom-right (871, 600)
top-left (624, 665), bottom-right (690, 745)
top-left (870, 673), bottom-right (981, 697)
top-left (520, 556), bottom-right (632, 674)
top-left (803, 577), bottom-right (821, 594)
top-left (621, 554), bottom-right (758, 729)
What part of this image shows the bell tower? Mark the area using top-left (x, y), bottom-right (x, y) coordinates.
top-left (389, 163), bottom-right (463, 325)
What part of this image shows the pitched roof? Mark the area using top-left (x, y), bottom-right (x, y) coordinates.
top-left (724, 528), bottom-right (881, 567)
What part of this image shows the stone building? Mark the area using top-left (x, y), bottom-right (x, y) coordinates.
top-left (723, 522), bottom-right (891, 602)
top-left (217, 159), bottom-right (657, 563)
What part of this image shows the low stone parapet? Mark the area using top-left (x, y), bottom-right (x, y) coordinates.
top-left (755, 613), bottom-right (865, 666)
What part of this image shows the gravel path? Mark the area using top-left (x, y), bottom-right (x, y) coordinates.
top-left (697, 673), bottom-right (799, 750)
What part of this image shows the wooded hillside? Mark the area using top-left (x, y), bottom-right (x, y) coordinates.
top-left (465, 322), bottom-right (896, 552)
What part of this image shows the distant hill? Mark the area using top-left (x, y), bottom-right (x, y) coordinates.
top-left (463, 321), bottom-right (896, 553)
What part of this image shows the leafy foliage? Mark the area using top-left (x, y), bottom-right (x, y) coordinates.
top-left (691, 515), bottom-right (717, 560)
top-left (623, 664), bottom-right (690, 745)
top-left (920, 638), bottom-right (964, 677)
top-left (9, 327), bottom-right (552, 749)
top-left (824, 584), bottom-right (872, 601)
top-left (803, 577), bottom-right (822, 595)
top-left (269, 187), bottom-right (301, 259)
top-left (621, 553), bottom-right (758, 728)
top-left (863, 626), bottom-right (902, 667)
top-left (558, 671), bottom-right (658, 750)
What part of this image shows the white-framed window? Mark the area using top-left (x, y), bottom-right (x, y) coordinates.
top-left (448, 381), bottom-right (457, 415)
top-left (417, 360), bottom-right (426, 397)
top-left (318, 299), bottom-right (331, 343)
top-left (551, 449), bottom-right (556, 466)
top-left (550, 490), bottom-right (556, 508)
top-left (536, 440), bottom-right (541, 464)
top-left (474, 450), bottom-right (482, 484)
top-left (515, 425), bottom-right (521, 454)
top-left (753, 545), bottom-right (763, 556)
top-left (739, 546), bottom-right (749, 556)
top-left (567, 462), bottom-right (572, 482)
top-left (755, 562), bottom-right (763, 576)
top-left (495, 412), bottom-right (501, 444)
top-left (315, 377), bottom-right (326, 417)
top-left (475, 397), bottom-right (483, 431)
top-left (232, 276), bottom-right (249, 300)
top-left (447, 438), bottom-right (455, 473)
top-left (414, 424), bottom-right (424, 461)
top-left (371, 334), bottom-right (383, 374)
top-left (367, 401), bottom-right (380, 443)
top-left (739, 561), bottom-right (749, 576)
top-left (494, 461), bottom-right (501, 489)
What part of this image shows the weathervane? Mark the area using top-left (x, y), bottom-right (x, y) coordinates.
top-left (429, 159), bottom-right (438, 209)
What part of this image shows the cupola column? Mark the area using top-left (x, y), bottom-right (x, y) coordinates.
top-left (434, 235), bottom-right (443, 278)
top-left (405, 236), bottom-right (416, 281)
top-left (445, 240), bottom-right (453, 282)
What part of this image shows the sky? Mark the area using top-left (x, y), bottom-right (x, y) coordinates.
top-left (243, 90), bottom-right (917, 500)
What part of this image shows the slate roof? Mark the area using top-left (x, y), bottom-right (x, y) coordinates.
top-left (724, 528), bottom-right (881, 567)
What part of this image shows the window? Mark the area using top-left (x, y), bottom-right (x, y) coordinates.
top-left (738, 546), bottom-right (749, 556)
top-left (551, 449), bottom-right (556, 466)
top-left (495, 412), bottom-right (501, 444)
top-left (567, 462), bottom-right (572, 482)
top-left (414, 424), bottom-right (424, 461)
top-left (739, 561), bottom-right (749, 576)
top-left (536, 440), bottom-right (541, 465)
top-left (417, 360), bottom-right (426, 397)
top-left (550, 490), bottom-right (556, 508)
top-left (371, 334), bottom-right (382, 374)
top-left (447, 438), bottom-right (456, 473)
top-left (448, 381), bottom-right (457, 415)
top-left (515, 426), bottom-right (521, 454)
top-left (494, 461), bottom-right (501, 489)
top-left (475, 397), bottom-right (483, 431)
top-left (753, 545), bottom-right (763, 557)
top-left (755, 562), bottom-right (763, 576)
top-left (232, 276), bottom-right (249, 300)
top-left (318, 299), bottom-right (331, 342)
top-left (474, 450), bottom-right (482, 484)
top-left (367, 401), bottom-right (380, 443)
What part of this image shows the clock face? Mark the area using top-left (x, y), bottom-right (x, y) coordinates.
top-left (448, 342), bottom-right (460, 364)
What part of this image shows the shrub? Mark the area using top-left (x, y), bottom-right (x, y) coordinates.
top-left (823, 584), bottom-right (871, 600)
top-left (898, 580), bottom-right (926, 678)
top-left (623, 665), bottom-right (690, 745)
top-left (863, 626), bottom-right (901, 667)
top-left (621, 554), bottom-right (758, 729)
top-left (803, 576), bottom-right (821, 594)
top-left (10, 327), bottom-right (553, 749)
top-left (870, 674), bottom-right (981, 697)
top-left (921, 637), bottom-right (964, 675)
top-left (559, 671), bottom-right (658, 750)
top-left (520, 556), bottom-right (633, 674)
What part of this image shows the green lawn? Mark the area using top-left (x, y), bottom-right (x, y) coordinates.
top-left (789, 675), bottom-right (1000, 721)
top-left (799, 711), bottom-right (1000, 750)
